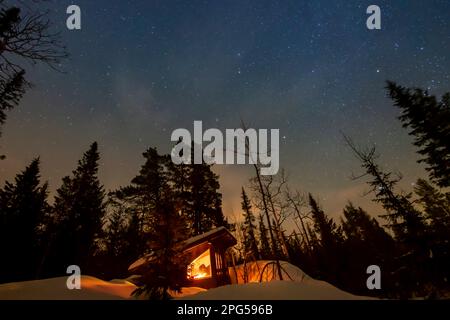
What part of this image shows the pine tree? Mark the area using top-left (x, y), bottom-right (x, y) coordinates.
top-left (0, 70), bottom-right (26, 159)
top-left (166, 145), bottom-right (191, 215)
top-left (341, 203), bottom-right (394, 248)
top-left (340, 203), bottom-right (397, 296)
top-left (0, 158), bottom-right (48, 283)
top-left (387, 82), bottom-right (450, 187)
top-left (167, 141), bottom-right (227, 236)
top-left (134, 194), bottom-right (189, 299)
top-left (0, 70), bottom-right (26, 134)
top-left (344, 137), bottom-right (430, 296)
top-left (344, 137), bottom-right (426, 246)
top-left (308, 194), bottom-right (341, 250)
top-left (414, 179), bottom-right (450, 229)
top-left (185, 161), bottom-right (226, 235)
top-left (107, 147), bottom-right (197, 287)
top-left (43, 142), bottom-right (105, 276)
top-left (109, 148), bottom-right (171, 260)
top-left (414, 179), bottom-right (450, 289)
top-left (240, 188), bottom-right (259, 260)
top-left (308, 194), bottom-right (343, 283)
top-left (100, 198), bottom-right (134, 279)
top-left (126, 151), bottom-right (189, 299)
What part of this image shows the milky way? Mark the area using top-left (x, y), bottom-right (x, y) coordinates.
top-left (1, 0), bottom-right (449, 222)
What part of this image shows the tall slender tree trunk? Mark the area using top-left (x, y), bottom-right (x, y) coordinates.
top-left (252, 164), bottom-right (283, 280)
top-left (241, 119), bottom-right (283, 280)
top-left (288, 197), bottom-right (312, 255)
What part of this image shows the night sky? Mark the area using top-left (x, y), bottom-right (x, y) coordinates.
top-left (1, 0), bottom-right (449, 222)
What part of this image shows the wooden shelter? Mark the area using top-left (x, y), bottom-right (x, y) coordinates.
top-left (128, 227), bottom-right (237, 289)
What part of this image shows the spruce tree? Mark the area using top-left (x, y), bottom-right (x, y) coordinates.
top-left (308, 194), bottom-right (343, 283)
top-left (44, 142), bottom-right (105, 276)
top-left (119, 148), bottom-right (189, 299)
top-left (414, 179), bottom-right (450, 229)
top-left (340, 203), bottom-right (397, 296)
top-left (344, 137), bottom-right (426, 246)
top-left (185, 161), bottom-right (226, 235)
top-left (387, 82), bottom-right (450, 187)
top-left (134, 189), bottom-right (189, 299)
top-left (0, 158), bottom-right (48, 283)
top-left (308, 194), bottom-right (341, 250)
top-left (108, 147), bottom-right (171, 261)
top-left (344, 137), bottom-right (430, 296)
top-left (414, 179), bottom-right (450, 288)
top-left (241, 187), bottom-right (259, 260)
top-left (0, 71), bottom-right (26, 134)
top-left (341, 203), bottom-right (394, 248)
top-left (100, 198), bottom-right (135, 279)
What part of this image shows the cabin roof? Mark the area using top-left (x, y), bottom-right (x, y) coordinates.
top-left (128, 227), bottom-right (236, 272)
top-left (183, 226), bottom-right (236, 250)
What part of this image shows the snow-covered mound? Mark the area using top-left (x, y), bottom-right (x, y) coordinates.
top-left (0, 261), bottom-right (372, 300)
top-left (0, 276), bottom-right (206, 300)
top-left (182, 280), bottom-right (368, 300)
top-left (186, 261), bottom-right (373, 300)
top-left (0, 276), bottom-right (137, 300)
top-left (0, 276), bottom-right (207, 300)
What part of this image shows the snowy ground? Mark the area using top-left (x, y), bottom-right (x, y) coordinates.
top-left (0, 276), bottom-right (137, 300)
top-left (182, 280), bottom-right (368, 300)
top-left (0, 261), bottom-right (372, 300)
top-left (0, 276), bottom-right (206, 300)
top-left (192, 261), bottom-right (372, 300)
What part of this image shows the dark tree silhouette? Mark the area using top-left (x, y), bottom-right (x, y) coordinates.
top-left (0, 70), bottom-right (25, 131)
top-left (343, 136), bottom-right (431, 296)
top-left (241, 187), bottom-right (260, 260)
top-left (112, 148), bottom-right (190, 299)
top-left (0, 2), bottom-right (67, 80)
top-left (0, 70), bottom-right (26, 159)
top-left (340, 203), bottom-right (397, 296)
top-left (307, 194), bottom-right (344, 286)
top-left (343, 136), bottom-right (426, 245)
top-left (166, 141), bottom-right (227, 236)
top-left (0, 1), bottom-right (67, 157)
top-left (257, 213), bottom-right (271, 259)
top-left (414, 179), bottom-right (450, 289)
top-left (134, 190), bottom-right (189, 300)
top-left (387, 81), bottom-right (450, 187)
top-left (42, 142), bottom-right (105, 277)
top-left (184, 161), bottom-right (226, 236)
top-left (0, 158), bottom-right (48, 283)
top-left (308, 194), bottom-right (342, 251)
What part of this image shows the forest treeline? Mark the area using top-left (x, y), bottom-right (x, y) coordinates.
top-left (0, 81), bottom-right (449, 299)
top-left (1, 0), bottom-right (450, 300)
top-left (0, 143), bottom-right (229, 292)
top-left (236, 82), bottom-right (450, 299)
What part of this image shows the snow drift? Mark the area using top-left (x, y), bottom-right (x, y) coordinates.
top-left (184, 261), bottom-right (372, 300)
top-left (0, 261), bottom-right (372, 300)
top-left (0, 276), bottom-right (136, 300)
top-left (182, 280), bottom-right (367, 300)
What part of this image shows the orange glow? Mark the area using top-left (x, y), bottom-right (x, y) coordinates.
top-left (187, 248), bottom-right (212, 280)
top-left (192, 272), bottom-right (208, 280)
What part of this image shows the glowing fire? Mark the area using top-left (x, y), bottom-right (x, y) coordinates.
top-left (192, 272), bottom-right (208, 280)
top-left (187, 248), bottom-right (211, 280)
